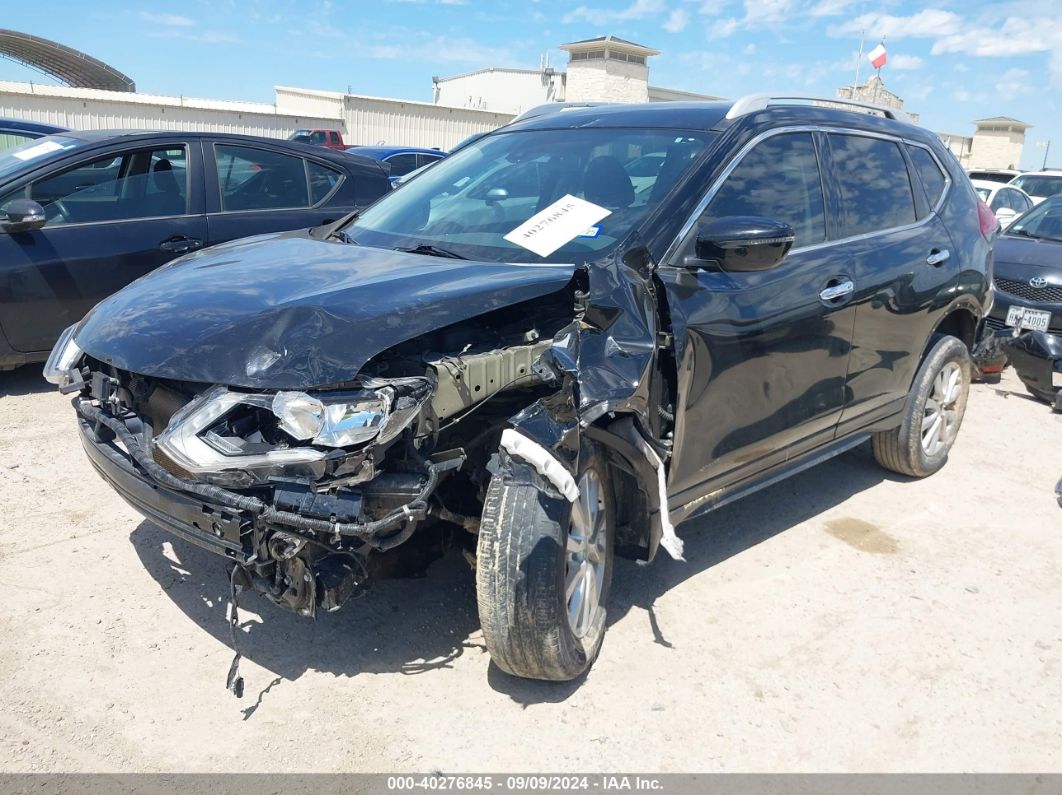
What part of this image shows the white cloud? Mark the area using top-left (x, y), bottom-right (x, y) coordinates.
top-left (743, 0), bottom-right (798, 24)
top-left (698, 0), bottom-right (730, 15)
top-left (889, 54), bottom-right (925, 71)
top-left (996, 68), bottom-right (1033, 97)
top-left (807, 0), bottom-right (852, 17)
top-left (139, 12), bottom-right (195, 27)
top-left (663, 8), bottom-right (690, 32)
top-left (709, 17), bottom-right (740, 38)
top-left (829, 9), bottom-right (963, 39)
top-left (147, 29), bottom-right (241, 44)
top-left (563, 0), bottom-right (665, 25)
top-left (829, 8), bottom-right (1062, 84)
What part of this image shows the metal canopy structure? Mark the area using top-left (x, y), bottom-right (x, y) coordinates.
top-left (0, 29), bottom-right (135, 92)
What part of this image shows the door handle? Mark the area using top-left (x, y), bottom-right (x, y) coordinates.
top-left (159, 237), bottom-right (202, 254)
top-left (926, 248), bottom-right (950, 266)
top-left (819, 280), bottom-right (854, 302)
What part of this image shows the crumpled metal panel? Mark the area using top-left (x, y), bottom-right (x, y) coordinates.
top-left (1001, 329), bottom-right (1062, 404)
top-left (73, 230), bottom-right (577, 390)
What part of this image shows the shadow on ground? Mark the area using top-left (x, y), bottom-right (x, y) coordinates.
top-left (0, 364), bottom-right (52, 397)
top-left (130, 441), bottom-right (897, 710)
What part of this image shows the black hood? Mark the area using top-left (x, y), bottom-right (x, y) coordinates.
top-left (994, 234), bottom-right (1062, 274)
top-left (75, 231), bottom-right (576, 389)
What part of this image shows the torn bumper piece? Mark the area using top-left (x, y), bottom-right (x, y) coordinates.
top-left (1000, 330), bottom-right (1062, 407)
top-left (75, 398), bottom-right (443, 615)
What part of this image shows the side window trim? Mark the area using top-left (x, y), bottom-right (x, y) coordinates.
top-left (905, 140), bottom-right (952, 217)
top-left (15, 143), bottom-right (193, 229)
top-left (663, 125), bottom-right (952, 266)
top-left (304, 156), bottom-right (346, 207)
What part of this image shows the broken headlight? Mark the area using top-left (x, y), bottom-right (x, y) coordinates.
top-left (43, 324), bottom-right (84, 391)
top-left (154, 380), bottom-right (431, 484)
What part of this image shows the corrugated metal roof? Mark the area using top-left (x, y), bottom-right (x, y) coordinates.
top-left (0, 29), bottom-right (135, 92)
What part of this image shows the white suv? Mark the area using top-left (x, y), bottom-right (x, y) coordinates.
top-left (1010, 170), bottom-right (1062, 205)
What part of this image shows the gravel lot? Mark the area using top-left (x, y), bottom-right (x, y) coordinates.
top-left (1, 364), bottom-right (1060, 773)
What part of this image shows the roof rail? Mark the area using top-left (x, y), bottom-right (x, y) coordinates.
top-left (512, 101), bottom-right (610, 123)
top-left (725, 94), bottom-right (911, 124)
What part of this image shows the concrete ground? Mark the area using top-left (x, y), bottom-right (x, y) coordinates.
top-left (0, 364), bottom-right (1060, 773)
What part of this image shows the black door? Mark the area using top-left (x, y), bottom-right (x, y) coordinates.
top-left (659, 131), bottom-right (857, 508)
top-left (0, 140), bottom-right (206, 354)
top-left (822, 134), bottom-right (957, 434)
top-left (204, 142), bottom-right (348, 244)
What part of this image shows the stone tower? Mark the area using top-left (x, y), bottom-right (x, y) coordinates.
top-left (558, 35), bottom-right (659, 104)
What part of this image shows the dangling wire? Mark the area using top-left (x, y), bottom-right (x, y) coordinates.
top-left (226, 565), bottom-right (245, 699)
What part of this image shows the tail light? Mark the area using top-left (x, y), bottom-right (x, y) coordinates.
top-left (977, 199), bottom-right (999, 238)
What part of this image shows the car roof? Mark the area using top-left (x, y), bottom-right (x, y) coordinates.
top-left (344, 145), bottom-right (446, 158)
top-left (31, 129), bottom-right (369, 162)
top-left (502, 99), bottom-right (932, 143)
top-left (0, 117), bottom-right (67, 134)
top-left (970, 179), bottom-right (1001, 191)
top-left (2, 129), bottom-right (389, 177)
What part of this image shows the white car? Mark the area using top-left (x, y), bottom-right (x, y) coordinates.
top-left (970, 178), bottom-right (1034, 226)
top-left (967, 168), bottom-right (1022, 184)
top-left (1008, 170), bottom-right (1062, 206)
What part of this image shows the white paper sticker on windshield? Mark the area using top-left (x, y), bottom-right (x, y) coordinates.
top-left (504, 194), bottom-right (611, 257)
top-left (12, 140), bottom-right (64, 161)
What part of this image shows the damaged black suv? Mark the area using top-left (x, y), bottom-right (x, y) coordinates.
top-left (48, 95), bottom-right (992, 683)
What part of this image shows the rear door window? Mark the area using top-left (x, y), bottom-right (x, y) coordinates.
top-left (385, 153), bottom-right (419, 177)
top-left (908, 146), bottom-right (947, 209)
top-left (705, 132), bottom-right (826, 248)
top-left (829, 134), bottom-right (916, 237)
top-left (215, 144), bottom-right (309, 211)
top-left (416, 153), bottom-right (443, 169)
top-left (307, 160), bottom-right (343, 204)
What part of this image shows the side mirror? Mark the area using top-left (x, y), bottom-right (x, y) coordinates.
top-left (0, 199), bottom-right (47, 233)
top-left (484, 188), bottom-right (509, 203)
top-left (683, 216), bottom-right (795, 272)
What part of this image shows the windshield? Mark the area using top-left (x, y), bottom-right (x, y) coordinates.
top-left (1010, 174), bottom-right (1062, 199)
top-left (343, 127), bottom-right (715, 263)
top-left (1005, 197), bottom-right (1062, 241)
top-left (0, 135), bottom-right (83, 182)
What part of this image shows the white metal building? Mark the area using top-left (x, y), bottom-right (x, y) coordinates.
top-left (0, 80), bottom-right (513, 150)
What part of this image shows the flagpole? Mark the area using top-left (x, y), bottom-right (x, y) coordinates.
top-left (854, 30), bottom-right (864, 87)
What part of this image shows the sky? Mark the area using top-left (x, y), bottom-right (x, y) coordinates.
top-left (1, 0), bottom-right (1058, 170)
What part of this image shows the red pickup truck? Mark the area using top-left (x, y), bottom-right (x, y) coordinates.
top-left (287, 129), bottom-right (347, 150)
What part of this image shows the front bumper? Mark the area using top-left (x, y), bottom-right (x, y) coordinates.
top-left (987, 285), bottom-right (1062, 335)
top-left (78, 415), bottom-right (256, 563)
top-left (1000, 330), bottom-right (1062, 407)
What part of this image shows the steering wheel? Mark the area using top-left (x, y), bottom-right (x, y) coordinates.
top-left (50, 199), bottom-right (71, 223)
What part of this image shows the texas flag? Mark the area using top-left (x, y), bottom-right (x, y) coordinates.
top-left (867, 42), bottom-right (887, 69)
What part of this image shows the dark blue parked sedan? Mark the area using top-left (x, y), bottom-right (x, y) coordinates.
top-left (0, 130), bottom-right (390, 369)
top-left (0, 117), bottom-right (68, 151)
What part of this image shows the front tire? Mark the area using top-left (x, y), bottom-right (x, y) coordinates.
top-left (476, 443), bottom-right (614, 681)
top-left (872, 335), bottom-right (971, 477)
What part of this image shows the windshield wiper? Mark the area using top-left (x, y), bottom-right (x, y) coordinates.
top-left (329, 230), bottom-right (358, 244)
top-left (395, 244), bottom-right (467, 260)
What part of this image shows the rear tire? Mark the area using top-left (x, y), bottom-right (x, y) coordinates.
top-left (476, 443), bottom-right (614, 681)
top-left (872, 336), bottom-right (971, 477)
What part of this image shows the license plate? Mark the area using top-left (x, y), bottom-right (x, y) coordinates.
top-left (1006, 306), bottom-right (1051, 332)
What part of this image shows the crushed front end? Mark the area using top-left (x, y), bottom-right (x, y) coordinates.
top-left (49, 281), bottom-right (581, 620)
